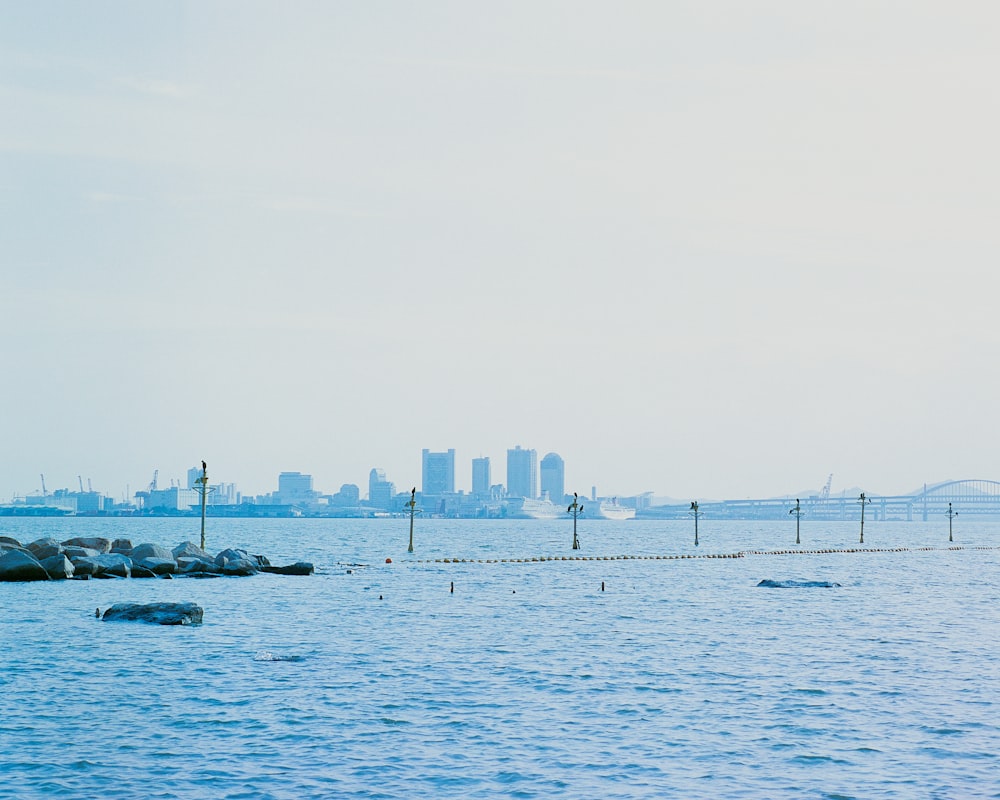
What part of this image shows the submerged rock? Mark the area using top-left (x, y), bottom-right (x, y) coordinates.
top-left (102, 602), bottom-right (203, 625)
top-left (262, 562), bottom-right (315, 576)
top-left (757, 579), bottom-right (841, 588)
top-left (0, 549), bottom-right (50, 582)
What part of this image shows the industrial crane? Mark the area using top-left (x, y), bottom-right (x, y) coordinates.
top-left (40, 474), bottom-right (47, 496)
top-left (819, 474), bottom-right (833, 501)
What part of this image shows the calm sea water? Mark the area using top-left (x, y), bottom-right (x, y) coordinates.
top-left (1, 517), bottom-right (998, 799)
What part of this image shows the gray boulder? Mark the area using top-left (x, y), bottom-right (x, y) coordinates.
top-left (172, 541), bottom-right (213, 562)
top-left (27, 538), bottom-right (63, 561)
top-left (0, 549), bottom-right (50, 582)
top-left (70, 558), bottom-right (98, 577)
top-left (61, 537), bottom-right (112, 554)
top-left (132, 543), bottom-right (174, 562)
top-left (75, 553), bottom-right (132, 579)
top-left (177, 557), bottom-right (222, 575)
top-left (262, 562), bottom-right (315, 576)
top-left (110, 538), bottom-right (133, 554)
top-left (130, 565), bottom-right (158, 578)
top-left (136, 557), bottom-right (176, 576)
top-left (0, 536), bottom-right (23, 549)
top-left (215, 548), bottom-right (260, 576)
top-left (64, 546), bottom-right (101, 560)
top-left (40, 554), bottom-right (74, 580)
top-left (102, 602), bottom-right (203, 625)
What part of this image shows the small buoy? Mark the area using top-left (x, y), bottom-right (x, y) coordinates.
top-left (385, 557), bottom-right (392, 564)
top-left (601, 581), bottom-right (605, 592)
top-left (450, 581), bottom-right (454, 594)
top-left (379, 595), bottom-right (383, 600)
top-left (95, 608), bottom-right (100, 618)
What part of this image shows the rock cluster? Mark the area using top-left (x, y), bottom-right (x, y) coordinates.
top-left (0, 536), bottom-right (314, 582)
top-left (102, 602), bottom-right (204, 625)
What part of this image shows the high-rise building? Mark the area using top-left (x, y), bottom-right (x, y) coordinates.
top-left (277, 471), bottom-right (315, 504)
top-left (506, 446), bottom-right (537, 499)
top-left (422, 449), bottom-right (455, 495)
top-left (540, 452), bottom-right (565, 503)
top-left (368, 468), bottom-right (396, 510)
top-left (472, 457), bottom-right (491, 496)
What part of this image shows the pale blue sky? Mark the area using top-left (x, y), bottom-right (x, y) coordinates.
top-left (2, 2), bottom-right (999, 501)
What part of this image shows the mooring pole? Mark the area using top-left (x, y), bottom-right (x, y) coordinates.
top-left (858, 492), bottom-right (871, 544)
top-left (790, 498), bottom-right (802, 544)
top-left (568, 492), bottom-right (582, 550)
top-left (947, 502), bottom-right (957, 542)
top-left (407, 487), bottom-right (417, 553)
top-left (690, 501), bottom-right (700, 547)
top-left (197, 460), bottom-right (209, 551)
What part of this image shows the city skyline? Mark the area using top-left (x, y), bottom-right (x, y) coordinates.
top-left (4, 5), bottom-right (999, 506)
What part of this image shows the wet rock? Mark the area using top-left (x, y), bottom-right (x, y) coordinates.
top-left (172, 541), bottom-right (212, 562)
top-left (130, 565), bottom-right (158, 578)
top-left (0, 549), bottom-right (50, 582)
top-left (757, 579), bottom-right (841, 589)
top-left (215, 548), bottom-right (260, 576)
top-left (61, 537), bottom-right (112, 554)
top-left (136, 557), bottom-right (176, 576)
top-left (102, 602), bottom-right (203, 625)
top-left (110, 539), bottom-right (133, 555)
top-left (132, 543), bottom-right (173, 562)
top-left (40, 554), bottom-right (74, 580)
top-left (75, 553), bottom-right (132, 579)
top-left (70, 558), bottom-right (98, 577)
top-left (262, 562), bottom-right (315, 576)
top-left (0, 536), bottom-right (23, 549)
top-left (64, 546), bottom-right (102, 560)
top-left (177, 557), bottom-right (222, 575)
top-left (27, 538), bottom-right (63, 560)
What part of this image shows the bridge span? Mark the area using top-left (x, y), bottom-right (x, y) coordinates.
top-left (644, 479), bottom-right (1000, 521)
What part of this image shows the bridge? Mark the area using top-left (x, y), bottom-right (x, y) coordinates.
top-left (644, 479), bottom-right (1000, 521)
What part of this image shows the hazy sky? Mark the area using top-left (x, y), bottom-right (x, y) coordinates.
top-left (2, 2), bottom-right (999, 503)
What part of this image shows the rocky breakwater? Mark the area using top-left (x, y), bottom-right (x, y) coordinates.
top-left (0, 535), bottom-right (314, 582)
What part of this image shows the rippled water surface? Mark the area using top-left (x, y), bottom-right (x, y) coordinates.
top-left (2, 518), bottom-right (999, 799)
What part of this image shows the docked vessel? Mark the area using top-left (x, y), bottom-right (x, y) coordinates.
top-left (589, 499), bottom-right (636, 520)
top-left (505, 497), bottom-right (565, 519)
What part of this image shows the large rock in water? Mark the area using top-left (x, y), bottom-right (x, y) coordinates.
top-left (74, 553), bottom-right (132, 579)
top-left (102, 602), bottom-right (203, 625)
top-left (0, 536), bottom-right (23, 549)
top-left (172, 541), bottom-right (213, 562)
top-left (262, 562), bottom-right (315, 576)
top-left (61, 537), bottom-right (112, 554)
top-left (0, 549), bottom-right (50, 581)
top-left (40, 554), bottom-right (74, 580)
top-left (27, 538), bottom-right (64, 561)
top-left (132, 543), bottom-right (174, 563)
top-left (214, 548), bottom-right (260, 576)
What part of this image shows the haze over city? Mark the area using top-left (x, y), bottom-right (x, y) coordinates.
top-left (3, 3), bottom-right (999, 503)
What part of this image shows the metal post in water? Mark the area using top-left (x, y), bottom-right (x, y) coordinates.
top-left (947, 502), bottom-right (957, 542)
top-left (790, 498), bottom-right (802, 544)
top-left (568, 492), bottom-right (583, 550)
top-left (406, 488), bottom-right (418, 553)
top-left (858, 492), bottom-right (871, 544)
top-left (195, 460), bottom-right (209, 551)
top-left (689, 501), bottom-right (700, 547)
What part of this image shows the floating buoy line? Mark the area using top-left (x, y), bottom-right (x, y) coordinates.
top-left (405, 545), bottom-right (1000, 565)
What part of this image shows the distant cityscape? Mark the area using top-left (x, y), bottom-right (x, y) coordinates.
top-left (4, 451), bottom-right (1000, 521)
top-left (2, 446), bottom-right (654, 519)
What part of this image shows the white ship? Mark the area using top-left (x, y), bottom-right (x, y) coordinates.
top-left (589, 498), bottom-right (636, 520)
top-left (506, 497), bottom-right (565, 519)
